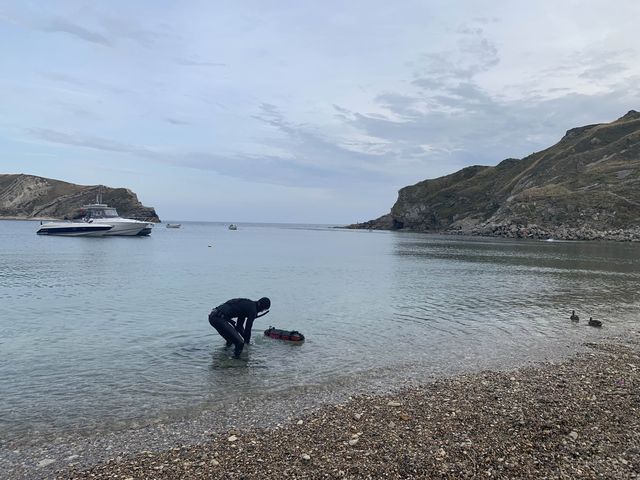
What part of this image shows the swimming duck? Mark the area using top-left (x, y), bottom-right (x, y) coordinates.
top-left (570, 310), bottom-right (579, 322)
top-left (588, 317), bottom-right (602, 328)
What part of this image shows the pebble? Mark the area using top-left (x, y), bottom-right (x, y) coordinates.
top-left (37, 458), bottom-right (55, 468)
top-left (25, 339), bottom-right (640, 480)
top-left (227, 435), bottom-right (238, 442)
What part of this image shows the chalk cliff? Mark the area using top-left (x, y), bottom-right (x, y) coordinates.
top-left (0, 174), bottom-right (160, 222)
top-left (350, 111), bottom-right (640, 241)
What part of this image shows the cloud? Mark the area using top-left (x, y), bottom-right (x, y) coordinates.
top-left (411, 39), bottom-right (499, 92)
top-left (98, 14), bottom-right (166, 48)
top-left (26, 125), bottom-right (391, 188)
top-left (250, 103), bottom-right (400, 181)
top-left (175, 58), bottom-right (227, 67)
top-left (579, 62), bottom-right (628, 80)
top-left (41, 18), bottom-right (112, 46)
top-left (28, 128), bottom-right (149, 155)
top-left (165, 118), bottom-right (192, 126)
top-left (472, 17), bottom-right (500, 25)
top-left (41, 72), bottom-right (127, 95)
top-left (326, 26), bottom-right (640, 179)
top-left (34, 8), bottom-right (165, 48)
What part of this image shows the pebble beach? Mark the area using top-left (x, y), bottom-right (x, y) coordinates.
top-left (5, 332), bottom-right (621, 479)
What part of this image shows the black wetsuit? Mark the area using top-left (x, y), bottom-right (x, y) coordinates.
top-left (208, 298), bottom-right (259, 357)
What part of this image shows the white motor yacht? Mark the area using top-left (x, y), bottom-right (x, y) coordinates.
top-left (81, 203), bottom-right (154, 236)
top-left (37, 221), bottom-right (113, 237)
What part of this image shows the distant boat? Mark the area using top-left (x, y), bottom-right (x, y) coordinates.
top-left (228, 224), bottom-right (238, 230)
top-left (166, 223), bottom-right (182, 229)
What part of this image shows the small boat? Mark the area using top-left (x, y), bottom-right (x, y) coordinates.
top-left (36, 221), bottom-right (113, 237)
top-left (228, 224), bottom-right (238, 230)
top-left (166, 223), bottom-right (182, 228)
top-left (264, 327), bottom-right (305, 342)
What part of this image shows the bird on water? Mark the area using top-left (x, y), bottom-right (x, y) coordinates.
top-left (588, 317), bottom-right (602, 327)
top-left (570, 310), bottom-right (579, 322)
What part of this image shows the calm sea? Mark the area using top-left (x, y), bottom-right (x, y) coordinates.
top-left (1, 220), bottom-right (639, 447)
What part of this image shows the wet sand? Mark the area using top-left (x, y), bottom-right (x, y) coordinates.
top-left (38, 333), bottom-right (640, 480)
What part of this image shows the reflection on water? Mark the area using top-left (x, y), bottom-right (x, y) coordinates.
top-left (391, 235), bottom-right (640, 343)
top-left (0, 221), bottom-right (639, 447)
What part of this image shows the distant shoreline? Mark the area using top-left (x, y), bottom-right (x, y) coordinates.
top-left (0, 216), bottom-right (57, 221)
top-left (343, 224), bottom-right (640, 242)
top-left (0, 217), bottom-right (161, 223)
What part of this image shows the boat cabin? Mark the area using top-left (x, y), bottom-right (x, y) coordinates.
top-left (82, 204), bottom-right (120, 220)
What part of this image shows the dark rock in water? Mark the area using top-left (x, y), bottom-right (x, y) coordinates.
top-left (347, 111), bottom-right (640, 241)
top-left (0, 174), bottom-right (160, 222)
top-left (343, 213), bottom-right (396, 230)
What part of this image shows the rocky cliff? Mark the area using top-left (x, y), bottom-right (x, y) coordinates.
top-left (0, 174), bottom-right (160, 222)
top-left (350, 110), bottom-right (640, 241)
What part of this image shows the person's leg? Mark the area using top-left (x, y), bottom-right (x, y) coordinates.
top-left (209, 315), bottom-right (245, 357)
top-left (219, 321), bottom-right (245, 357)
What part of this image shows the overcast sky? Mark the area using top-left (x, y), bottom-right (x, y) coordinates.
top-left (1, 1), bottom-right (639, 223)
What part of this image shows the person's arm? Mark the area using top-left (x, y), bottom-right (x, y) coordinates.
top-left (242, 315), bottom-right (256, 344)
top-left (235, 317), bottom-right (245, 337)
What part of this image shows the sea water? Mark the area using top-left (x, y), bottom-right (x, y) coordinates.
top-left (1, 220), bottom-right (639, 447)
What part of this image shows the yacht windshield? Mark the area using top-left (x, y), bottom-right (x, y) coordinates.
top-left (86, 207), bottom-right (119, 219)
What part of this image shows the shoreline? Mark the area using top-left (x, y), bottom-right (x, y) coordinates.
top-left (0, 217), bottom-right (161, 223)
top-left (342, 224), bottom-right (640, 243)
top-left (65, 334), bottom-right (639, 479)
top-left (0, 216), bottom-right (57, 221)
top-left (3, 333), bottom-right (635, 479)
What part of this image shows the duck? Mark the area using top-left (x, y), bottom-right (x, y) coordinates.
top-left (570, 310), bottom-right (579, 322)
top-left (588, 317), bottom-right (602, 328)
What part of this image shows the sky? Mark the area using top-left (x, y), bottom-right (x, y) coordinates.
top-left (1, 1), bottom-right (639, 223)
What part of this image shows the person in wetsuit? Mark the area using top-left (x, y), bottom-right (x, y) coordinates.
top-left (208, 297), bottom-right (271, 358)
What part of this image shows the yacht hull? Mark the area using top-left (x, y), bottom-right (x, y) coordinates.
top-left (101, 222), bottom-right (150, 236)
top-left (36, 223), bottom-right (112, 237)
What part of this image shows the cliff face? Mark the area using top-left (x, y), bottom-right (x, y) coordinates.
top-left (0, 174), bottom-right (160, 222)
top-left (352, 110), bottom-right (640, 240)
